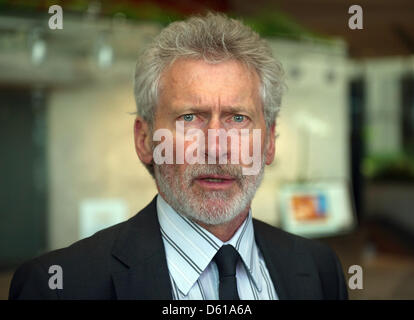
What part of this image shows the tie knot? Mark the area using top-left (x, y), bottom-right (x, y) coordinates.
top-left (214, 245), bottom-right (240, 278)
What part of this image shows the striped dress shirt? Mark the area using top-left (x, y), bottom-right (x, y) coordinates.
top-left (156, 195), bottom-right (278, 300)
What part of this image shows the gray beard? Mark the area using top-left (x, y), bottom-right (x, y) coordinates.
top-left (154, 158), bottom-right (265, 226)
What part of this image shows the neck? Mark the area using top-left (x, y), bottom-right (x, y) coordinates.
top-left (194, 206), bottom-right (250, 242)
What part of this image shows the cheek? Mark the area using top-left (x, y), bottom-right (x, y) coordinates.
top-left (159, 164), bottom-right (184, 186)
top-left (173, 138), bottom-right (198, 161)
top-left (239, 131), bottom-right (265, 155)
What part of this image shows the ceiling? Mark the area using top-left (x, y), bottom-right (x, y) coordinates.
top-left (231, 0), bottom-right (414, 58)
top-left (145, 0), bottom-right (414, 58)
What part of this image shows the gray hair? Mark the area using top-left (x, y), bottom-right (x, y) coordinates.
top-left (134, 12), bottom-right (286, 129)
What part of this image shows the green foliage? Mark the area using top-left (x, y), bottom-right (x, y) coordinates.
top-left (0, 1), bottom-right (324, 39)
top-left (106, 2), bottom-right (184, 26)
top-left (233, 11), bottom-right (326, 40)
top-left (363, 153), bottom-right (414, 182)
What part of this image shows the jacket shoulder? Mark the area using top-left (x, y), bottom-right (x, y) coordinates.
top-left (9, 196), bottom-right (159, 300)
top-left (253, 218), bottom-right (333, 254)
top-left (253, 218), bottom-right (349, 299)
top-left (9, 219), bottom-right (128, 300)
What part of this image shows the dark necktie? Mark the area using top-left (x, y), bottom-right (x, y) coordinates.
top-left (214, 245), bottom-right (240, 300)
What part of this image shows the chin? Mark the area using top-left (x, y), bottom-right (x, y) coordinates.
top-left (185, 199), bottom-right (245, 225)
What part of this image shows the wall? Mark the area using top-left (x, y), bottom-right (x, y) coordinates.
top-left (48, 71), bottom-right (157, 249)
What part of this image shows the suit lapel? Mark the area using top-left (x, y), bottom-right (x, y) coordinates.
top-left (110, 196), bottom-right (173, 300)
top-left (253, 219), bottom-right (324, 300)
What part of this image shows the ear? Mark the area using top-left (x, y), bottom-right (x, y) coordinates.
top-left (134, 117), bottom-right (153, 165)
top-left (265, 123), bottom-right (276, 165)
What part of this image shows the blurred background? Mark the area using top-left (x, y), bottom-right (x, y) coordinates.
top-left (1, 0), bottom-right (414, 299)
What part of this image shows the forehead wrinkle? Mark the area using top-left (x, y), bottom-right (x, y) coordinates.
top-left (193, 88), bottom-right (251, 107)
top-left (170, 90), bottom-right (258, 116)
top-left (160, 58), bottom-right (263, 117)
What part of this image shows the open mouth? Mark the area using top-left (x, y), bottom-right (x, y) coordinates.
top-left (194, 175), bottom-right (236, 189)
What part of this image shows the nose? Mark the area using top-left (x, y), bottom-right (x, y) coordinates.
top-left (204, 117), bottom-right (229, 164)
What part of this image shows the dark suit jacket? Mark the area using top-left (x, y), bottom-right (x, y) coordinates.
top-left (9, 196), bottom-right (348, 300)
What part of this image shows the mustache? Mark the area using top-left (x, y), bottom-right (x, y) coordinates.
top-left (184, 164), bottom-right (245, 181)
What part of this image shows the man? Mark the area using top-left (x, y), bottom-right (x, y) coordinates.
top-left (9, 12), bottom-right (348, 300)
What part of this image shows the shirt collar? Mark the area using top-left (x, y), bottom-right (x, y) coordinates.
top-left (156, 194), bottom-right (262, 296)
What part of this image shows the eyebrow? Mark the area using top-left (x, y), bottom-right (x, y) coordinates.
top-left (173, 105), bottom-right (251, 115)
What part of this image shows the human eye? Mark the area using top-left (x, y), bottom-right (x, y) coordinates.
top-left (182, 114), bottom-right (195, 122)
top-left (232, 114), bottom-right (246, 123)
